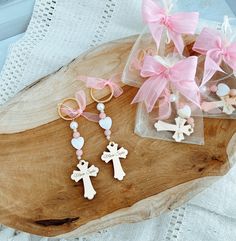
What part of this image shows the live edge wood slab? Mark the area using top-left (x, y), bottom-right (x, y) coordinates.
top-left (0, 36), bottom-right (236, 238)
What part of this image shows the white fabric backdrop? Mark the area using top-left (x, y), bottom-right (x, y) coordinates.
top-left (0, 0), bottom-right (236, 240)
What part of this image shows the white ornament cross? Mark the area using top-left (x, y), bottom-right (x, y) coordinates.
top-left (202, 96), bottom-right (236, 115)
top-left (101, 142), bottom-right (128, 181)
top-left (71, 160), bottom-right (99, 200)
top-left (154, 117), bottom-right (194, 142)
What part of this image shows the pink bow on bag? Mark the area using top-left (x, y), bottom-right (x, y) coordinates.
top-left (193, 27), bottom-right (236, 86)
top-left (143, 0), bottom-right (199, 55)
top-left (78, 74), bottom-right (123, 97)
top-left (131, 55), bottom-right (200, 113)
top-left (61, 90), bottom-right (99, 122)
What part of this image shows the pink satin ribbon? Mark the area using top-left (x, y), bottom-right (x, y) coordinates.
top-left (201, 101), bottom-right (222, 114)
top-left (131, 55), bottom-right (200, 114)
top-left (61, 90), bottom-right (99, 122)
top-left (158, 88), bottom-right (172, 119)
top-left (193, 27), bottom-right (236, 86)
top-left (143, 0), bottom-right (199, 55)
top-left (78, 74), bottom-right (123, 97)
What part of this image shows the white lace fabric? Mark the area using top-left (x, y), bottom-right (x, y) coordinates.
top-left (0, 0), bottom-right (143, 105)
top-left (0, 0), bottom-right (236, 241)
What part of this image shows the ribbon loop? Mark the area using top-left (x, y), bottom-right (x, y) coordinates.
top-left (78, 74), bottom-right (123, 98)
top-left (142, 0), bottom-right (199, 55)
top-left (158, 88), bottom-right (172, 120)
top-left (193, 27), bottom-right (236, 86)
top-left (61, 90), bottom-right (99, 122)
top-left (131, 55), bottom-right (200, 116)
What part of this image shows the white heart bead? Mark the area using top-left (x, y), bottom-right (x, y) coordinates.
top-left (71, 137), bottom-right (84, 150)
top-left (177, 105), bottom-right (192, 119)
top-left (99, 116), bottom-right (112, 130)
top-left (216, 83), bottom-right (230, 97)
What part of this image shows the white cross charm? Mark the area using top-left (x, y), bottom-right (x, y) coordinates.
top-left (202, 96), bottom-right (236, 115)
top-left (71, 160), bottom-right (99, 200)
top-left (154, 117), bottom-right (194, 142)
top-left (101, 142), bottom-right (128, 181)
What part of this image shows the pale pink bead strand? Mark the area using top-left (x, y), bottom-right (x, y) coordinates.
top-left (97, 102), bottom-right (112, 140)
top-left (70, 120), bottom-right (84, 160)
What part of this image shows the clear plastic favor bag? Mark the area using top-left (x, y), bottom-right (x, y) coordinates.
top-left (129, 53), bottom-right (204, 145)
top-left (122, 0), bottom-right (204, 144)
top-left (193, 16), bottom-right (236, 119)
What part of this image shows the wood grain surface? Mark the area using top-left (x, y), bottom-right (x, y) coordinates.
top-left (0, 37), bottom-right (235, 237)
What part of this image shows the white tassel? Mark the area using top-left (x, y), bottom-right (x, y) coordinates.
top-left (163, 0), bottom-right (175, 13)
top-left (221, 15), bottom-right (233, 41)
top-left (8, 232), bottom-right (31, 241)
top-left (0, 227), bottom-right (15, 239)
top-left (222, 16), bottom-right (232, 33)
top-left (165, 31), bottom-right (171, 44)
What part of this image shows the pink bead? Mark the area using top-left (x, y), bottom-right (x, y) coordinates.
top-left (210, 85), bottom-right (217, 92)
top-left (230, 89), bottom-right (236, 97)
top-left (178, 102), bottom-right (185, 109)
top-left (99, 112), bottom-right (106, 119)
top-left (76, 149), bottom-right (83, 156)
top-left (73, 132), bottom-right (80, 138)
top-left (187, 117), bottom-right (194, 126)
top-left (104, 129), bottom-right (111, 136)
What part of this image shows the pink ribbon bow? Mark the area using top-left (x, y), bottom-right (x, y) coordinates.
top-left (78, 74), bottom-right (123, 97)
top-left (142, 0), bottom-right (199, 55)
top-left (61, 90), bottom-right (99, 122)
top-left (193, 27), bottom-right (236, 86)
top-left (131, 55), bottom-right (200, 113)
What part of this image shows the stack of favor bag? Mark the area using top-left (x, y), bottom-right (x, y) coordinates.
top-left (122, 0), bottom-right (236, 145)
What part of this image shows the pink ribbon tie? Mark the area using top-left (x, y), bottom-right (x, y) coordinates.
top-left (158, 88), bottom-right (172, 120)
top-left (143, 0), bottom-right (199, 55)
top-left (61, 90), bottom-right (99, 122)
top-left (78, 74), bottom-right (123, 97)
top-left (193, 27), bottom-right (236, 86)
top-left (131, 55), bottom-right (200, 114)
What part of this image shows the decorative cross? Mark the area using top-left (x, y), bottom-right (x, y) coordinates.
top-left (154, 117), bottom-right (194, 142)
top-left (101, 142), bottom-right (128, 181)
top-left (202, 96), bottom-right (236, 115)
top-left (71, 160), bottom-right (99, 200)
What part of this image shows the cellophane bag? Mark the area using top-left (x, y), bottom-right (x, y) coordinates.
top-left (193, 16), bottom-right (236, 119)
top-left (131, 53), bottom-right (204, 145)
top-left (135, 104), bottom-right (204, 145)
top-left (122, 0), bottom-right (204, 144)
top-left (122, 0), bottom-right (201, 87)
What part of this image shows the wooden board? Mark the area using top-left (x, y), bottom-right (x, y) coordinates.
top-left (0, 37), bottom-right (236, 238)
